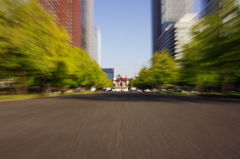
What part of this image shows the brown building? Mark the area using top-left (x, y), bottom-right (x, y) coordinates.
top-left (113, 77), bottom-right (129, 87)
top-left (112, 76), bottom-right (129, 92)
top-left (38, 0), bottom-right (82, 48)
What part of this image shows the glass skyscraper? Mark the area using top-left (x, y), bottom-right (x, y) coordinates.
top-left (94, 27), bottom-right (101, 66)
top-left (152, 0), bottom-right (162, 54)
top-left (81, 0), bottom-right (95, 59)
top-left (152, 0), bottom-right (194, 55)
top-left (161, 0), bottom-right (194, 32)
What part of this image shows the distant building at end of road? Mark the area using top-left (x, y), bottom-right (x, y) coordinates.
top-left (113, 75), bottom-right (129, 87)
top-left (102, 68), bottom-right (114, 80)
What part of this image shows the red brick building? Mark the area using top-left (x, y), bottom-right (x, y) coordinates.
top-left (113, 77), bottom-right (129, 87)
top-left (112, 76), bottom-right (129, 92)
top-left (38, 0), bottom-right (82, 48)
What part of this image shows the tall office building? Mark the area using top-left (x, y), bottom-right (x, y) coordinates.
top-left (94, 27), bottom-right (101, 66)
top-left (152, 0), bottom-right (194, 55)
top-left (38, 0), bottom-right (82, 48)
top-left (81, 0), bottom-right (95, 59)
top-left (102, 68), bottom-right (114, 80)
top-left (161, 0), bottom-right (194, 32)
top-left (174, 13), bottom-right (197, 59)
top-left (152, 0), bottom-right (162, 54)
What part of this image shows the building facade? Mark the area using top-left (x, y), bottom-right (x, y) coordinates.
top-left (152, 0), bottom-right (162, 54)
top-left (161, 0), bottom-right (194, 32)
top-left (113, 77), bottom-right (129, 87)
top-left (174, 13), bottom-right (197, 59)
top-left (157, 24), bottom-right (175, 56)
top-left (102, 68), bottom-right (114, 80)
top-left (112, 76), bottom-right (129, 92)
top-left (94, 27), bottom-right (101, 66)
top-left (152, 0), bottom-right (194, 55)
top-left (81, 0), bottom-right (95, 59)
top-left (38, 0), bottom-right (82, 48)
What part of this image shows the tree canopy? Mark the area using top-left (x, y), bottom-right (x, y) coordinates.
top-left (180, 0), bottom-right (240, 91)
top-left (0, 0), bottom-right (111, 93)
top-left (133, 51), bottom-right (179, 89)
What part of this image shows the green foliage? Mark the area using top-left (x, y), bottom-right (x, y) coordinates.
top-left (180, 0), bottom-right (240, 91)
top-left (150, 52), bottom-right (180, 87)
top-left (0, 0), bottom-right (111, 93)
top-left (134, 67), bottom-right (153, 89)
top-left (134, 51), bottom-right (180, 89)
top-left (196, 72), bottom-right (221, 87)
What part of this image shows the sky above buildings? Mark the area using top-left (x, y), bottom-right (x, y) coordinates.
top-left (94, 0), bottom-right (202, 78)
top-left (94, 0), bottom-right (152, 78)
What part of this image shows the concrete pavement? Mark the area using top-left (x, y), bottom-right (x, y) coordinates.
top-left (0, 92), bottom-right (240, 159)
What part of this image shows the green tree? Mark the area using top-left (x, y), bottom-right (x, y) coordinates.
top-left (0, 0), bottom-right (112, 93)
top-left (181, 0), bottom-right (240, 92)
top-left (134, 67), bottom-right (153, 89)
top-left (0, 0), bottom-right (71, 93)
top-left (150, 51), bottom-right (180, 88)
top-left (134, 51), bottom-right (180, 89)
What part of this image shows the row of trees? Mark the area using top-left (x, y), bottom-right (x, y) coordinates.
top-left (132, 0), bottom-right (240, 92)
top-left (0, 0), bottom-right (112, 94)
top-left (131, 52), bottom-right (180, 89)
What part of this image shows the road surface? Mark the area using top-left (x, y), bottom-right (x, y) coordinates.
top-left (0, 92), bottom-right (240, 159)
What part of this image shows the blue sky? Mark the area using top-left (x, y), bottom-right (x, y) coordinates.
top-left (94, 0), bottom-right (152, 78)
top-left (94, 0), bottom-right (203, 78)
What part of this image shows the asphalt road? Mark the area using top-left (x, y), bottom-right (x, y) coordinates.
top-left (0, 92), bottom-right (240, 159)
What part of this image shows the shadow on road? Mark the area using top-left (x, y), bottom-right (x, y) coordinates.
top-left (60, 92), bottom-right (240, 104)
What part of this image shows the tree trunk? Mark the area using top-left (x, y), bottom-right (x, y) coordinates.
top-left (21, 69), bottom-right (28, 94)
top-left (221, 81), bottom-right (235, 93)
